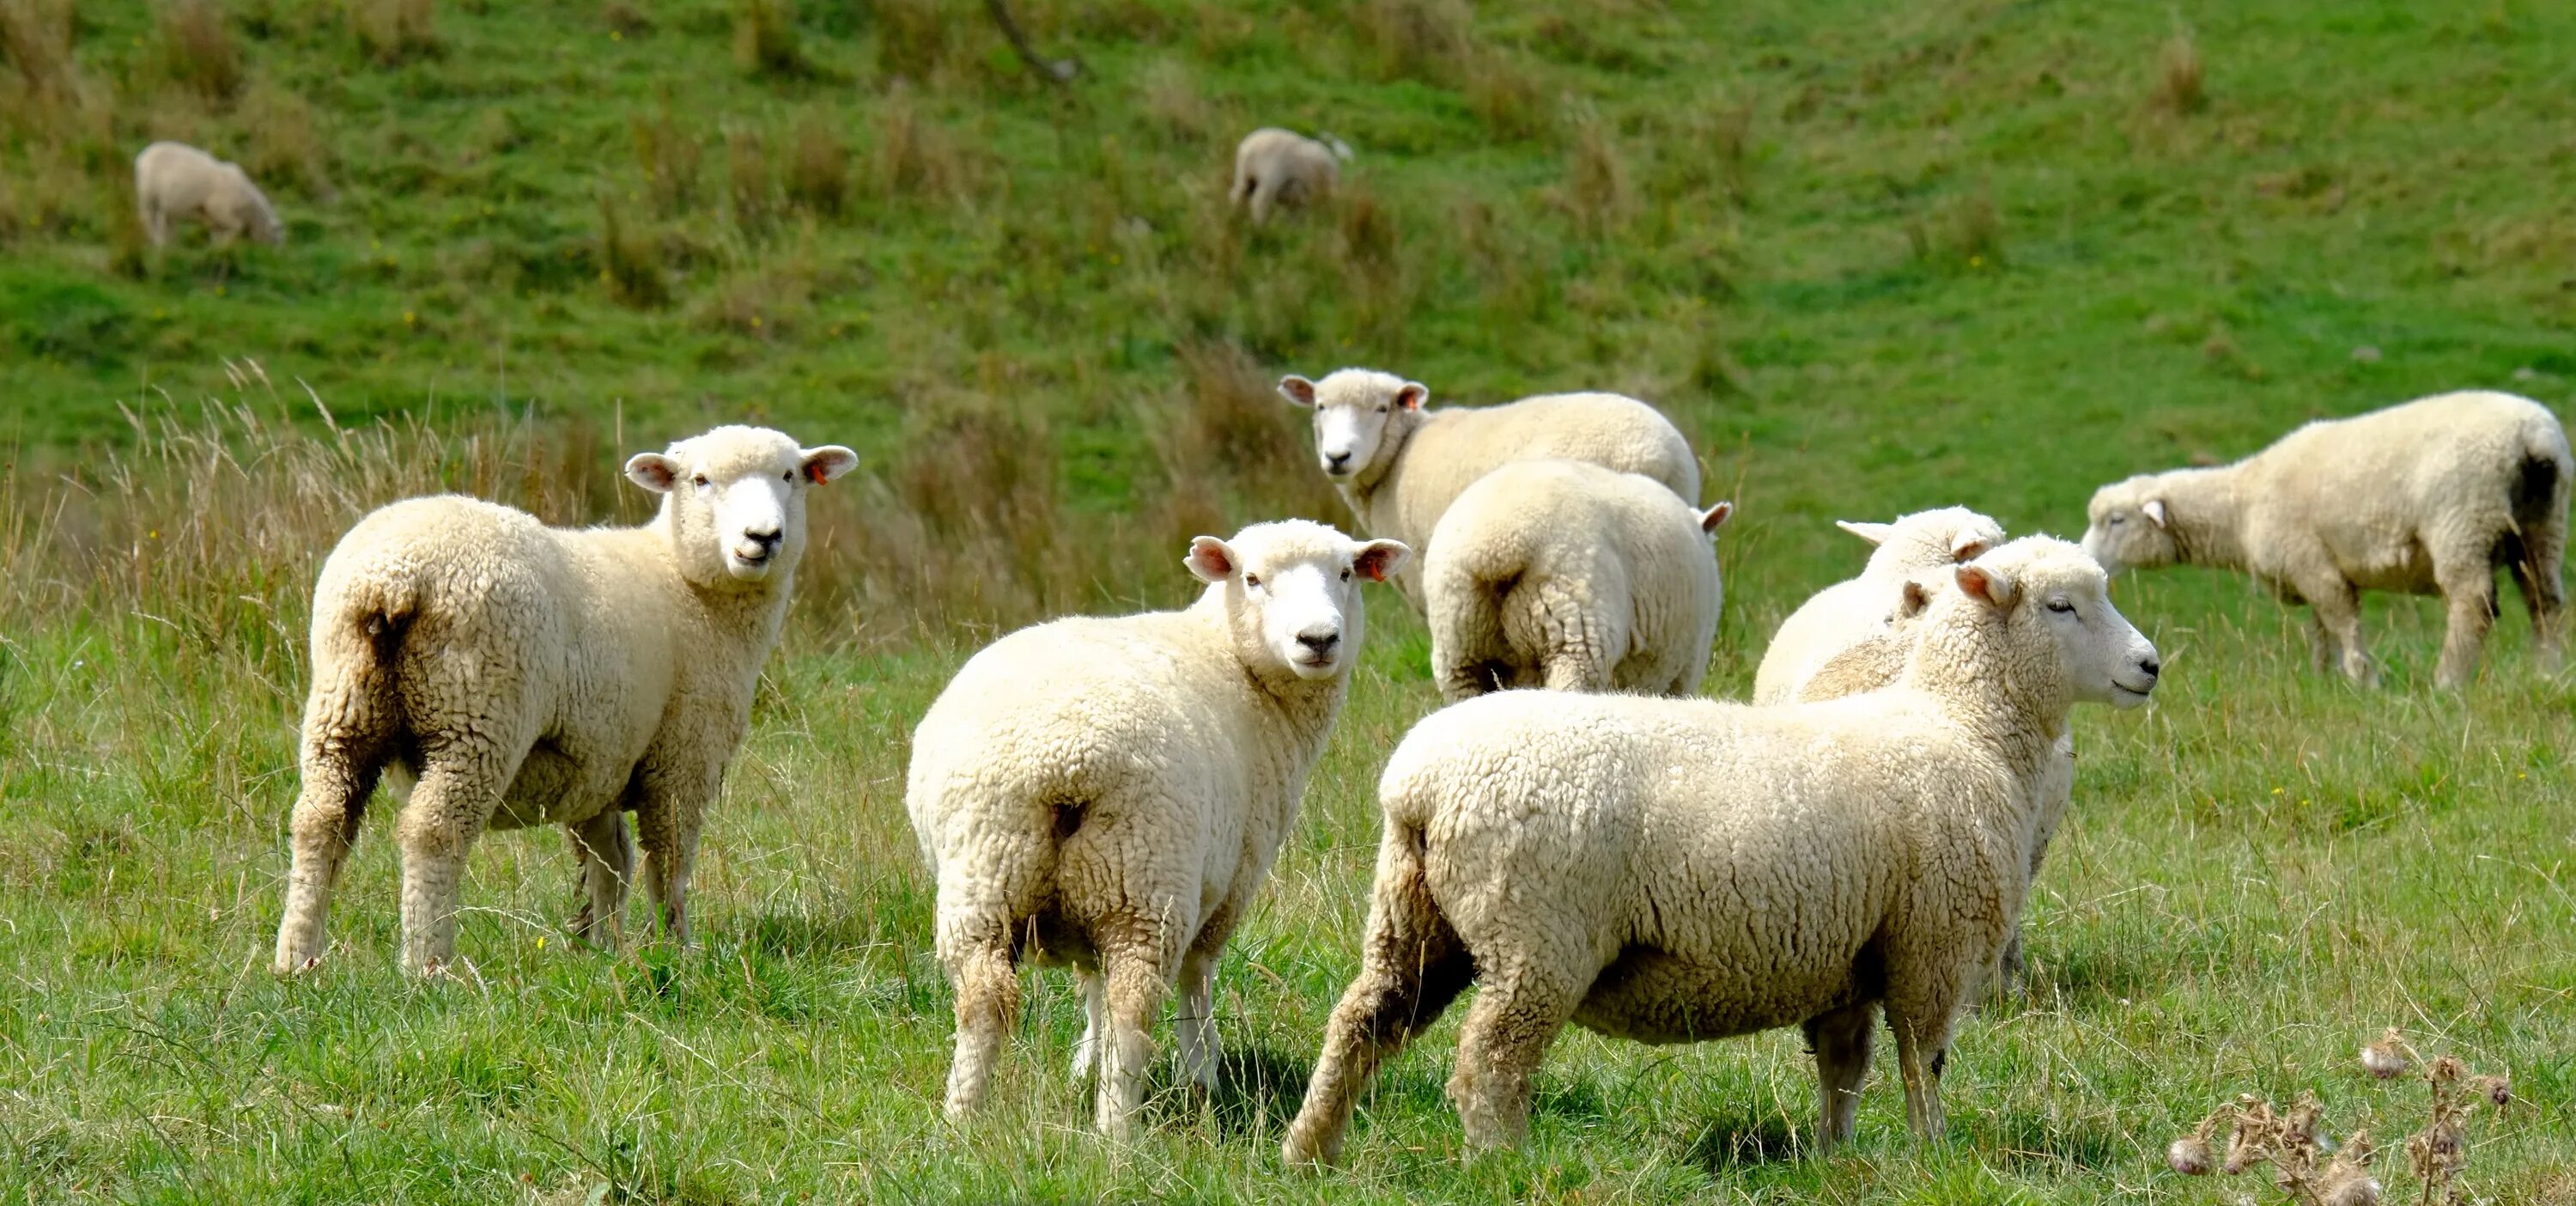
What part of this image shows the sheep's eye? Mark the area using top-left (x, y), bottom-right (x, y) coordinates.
top-left (691, 473), bottom-right (709, 487)
top-left (1244, 574), bottom-right (1262, 588)
top-left (2046, 600), bottom-right (2076, 615)
top-left (783, 471), bottom-right (794, 482)
top-left (2106, 514), bottom-right (2125, 526)
top-left (1374, 405), bottom-right (1389, 414)
top-left (1340, 568), bottom-right (1352, 582)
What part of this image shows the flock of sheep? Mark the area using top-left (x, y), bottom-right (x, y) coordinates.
top-left (259, 335), bottom-right (2567, 1163)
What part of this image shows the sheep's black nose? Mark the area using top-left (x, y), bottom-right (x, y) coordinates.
top-left (1324, 450), bottom-right (1352, 470)
top-left (1297, 630), bottom-right (1340, 655)
top-left (745, 527), bottom-right (782, 550)
top-left (2139, 655), bottom-right (2160, 679)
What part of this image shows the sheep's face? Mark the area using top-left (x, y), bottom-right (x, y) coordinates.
top-left (1279, 368), bottom-right (1426, 482)
top-left (1186, 520), bottom-right (1408, 680)
top-left (1838, 506), bottom-right (2005, 576)
top-left (2080, 478), bottom-right (2178, 576)
top-left (626, 426), bottom-right (858, 587)
top-left (1959, 539), bottom-right (2160, 710)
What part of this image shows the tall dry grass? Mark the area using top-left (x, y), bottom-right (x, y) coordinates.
top-left (0, 375), bottom-right (1360, 661)
top-left (158, 0), bottom-right (244, 105)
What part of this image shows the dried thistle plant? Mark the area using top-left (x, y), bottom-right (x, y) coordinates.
top-left (2166, 1029), bottom-right (2511, 1206)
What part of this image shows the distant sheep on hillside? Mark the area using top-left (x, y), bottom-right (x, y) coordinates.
top-left (135, 142), bottom-right (283, 247)
top-left (1230, 128), bottom-right (1348, 224)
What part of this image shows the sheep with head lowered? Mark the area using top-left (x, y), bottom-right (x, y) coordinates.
top-left (135, 141), bottom-right (283, 247)
top-left (1230, 127), bottom-right (1350, 224)
top-left (271, 425), bottom-right (858, 976)
top-left (1282, 537), bottom-right (2161, 1164)
top-left (1280, 367), bottom-right (1699, 606)
top-left (1752, 506), bottom-right (2004, 704)
top-left (908, 520), bottom-right (1407, 1139)
top-left (1425, 458), bottom-right (1734, 700)
top-left (2083, 390), bottom-right (2570, 689)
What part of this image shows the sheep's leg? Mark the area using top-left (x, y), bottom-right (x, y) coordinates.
top-left (1284, 828), bottom-right (1478, 1166)
top-left (2294, 571), bottom-right (2373, 685)
top-left (1447, 960), bottom-right (1587, 1151)
top-left (1173, 947), bottom-right (1218, 1099)
top-left (1802, 1000), bottom-right (1878, 1149)
top-left (937, 913), bottom-right (1019, 1121)
top-left (566, 809), bottom-right (632, 949)
top-left (2512, 515), bottom-right (2568, 668)
top-left (395, 755), bottom-right (508, 975)
top-left (1066, 968), bottom-right (1105, 1085)
top-left (273, 730), bottom-right (387, 975)
top-left (1249, 175), bottom-right (1276, 225)
top-left (2433, 556), bottom-right (2498, 691)
top-left (1885, 1003), bottom-right (1956, 1139)
top-left (634, 771), bottom-right (712, 947)
top-left (1093, 928), bottom-right (1182, 1141)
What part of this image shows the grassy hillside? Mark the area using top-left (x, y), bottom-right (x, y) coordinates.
top-left (3, 0), bottom-right (2574, 1202)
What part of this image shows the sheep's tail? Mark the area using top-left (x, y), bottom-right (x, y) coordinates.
top-left (2514, 411), bottom-right (2573, 527)
top-left (1427, 551), bottom-right (1514, 701)
top-left (1317, 131), bottom-right (1355, 161)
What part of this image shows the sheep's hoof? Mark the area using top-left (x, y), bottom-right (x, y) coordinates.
top-left (274, 953), bottom-right (324, 977)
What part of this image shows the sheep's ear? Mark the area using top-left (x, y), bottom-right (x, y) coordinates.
top-left (1698, 501), bottom-right (1734, 533)
top-left (1897, 579), bottom-right (1933, 620)
top-left (1955, 563), bottom-right (2020, 612)
top-left (2143, 499), bottom-right (2169, 528)
top-left (1952, 531), bottom-right (1992, 561)
top-left (1278, 375), bottom-right (1319, 408)
top-left (1394, 381), bottom-right (1430, 411)
top-left (1185, 536), bottom-right (1238, 583)
top-left (625, 453), bottom-right (683, 494)
top-left (800, 445), bottom-right (859, 484)
top-left (1836, 520), bottom-right (1893, 546)
top-left (1352, 539), bottom-right (1410, 582)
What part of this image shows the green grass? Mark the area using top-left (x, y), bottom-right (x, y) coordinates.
top-left (5, 0), bottom-right (2576, 1201)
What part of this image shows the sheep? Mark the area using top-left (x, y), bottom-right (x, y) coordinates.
top-left (2082, 390), bottom-right (2571, 689)
top-left (135, 141), bottom-right (283, 247)
top-left (1786, 582), bottom-right (2075, 999)
top-left (1230, 127), bottom-right (1349, 224)
top-left (1425, 458), bottom-right (1734, 701)
top-left (1281, 537), bottom-right (2161, 1163)
top-left (1279, 367), bottom-right (1700, 605)
top-left (907, 520), bottom-right (1408, 1139)
top-left (270, 426), bottom-right (858, 977)
top-left (1751, 506), bottom-right (2005, 704)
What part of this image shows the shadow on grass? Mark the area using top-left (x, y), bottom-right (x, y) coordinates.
top-left (1979, 1108), bottom-right (2129, 1175)
top-left (1138, 1042), bottom-right (1315, 1137)
top-left (1681, 1112), bottom-right (1806, 1172)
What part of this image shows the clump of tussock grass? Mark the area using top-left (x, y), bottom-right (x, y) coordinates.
top-left (1465, 49), bottom-right (1550, 141)
top-left (726, 125), bottom-right (779, 237)
top-left (630, 101), bottom-right (702, 218)
top-left (783, 110), bottom-right (848, 220)
top-left (596, 192), bottom-right (669, 308)
top-left (872, 0), bottom-right (957, 84)
top-left (733, 0), bottom-right (812, 79)
top-left (1906, 186), bottom-right (2005, 271)
top-left (2165, 1030), bottom-right (2512, 1205)
top-left (870, 82), bottom-right (973, 204)
top-left (691, 263), bottom-right (811, 338)
top-left (599, 0), bottom-right (651, 38)
top-left (1158, 339), bottom-right (1346, 522)
top-left (240, 82), bottom-right (332, 198)
top-left (1353, 0), bottom-right (1473, 82)
top-left (0, 0), bottom-right (76, 100)
top-left (349, 0), bottom-right (438, 64)
top-left (1647, 92), bottom-right (1755, 206)
top-left (1559, 99), bottom-right (1629, 238)
top-left (2153, 30), bottom-right (2207, 116)
top-left (158, 0), bottom-right (244, 105)
top-left (1135, 57), bottom-right (1213, 141)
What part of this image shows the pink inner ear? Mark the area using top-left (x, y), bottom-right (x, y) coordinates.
top-left (805, 461), bottom-right (828, 484)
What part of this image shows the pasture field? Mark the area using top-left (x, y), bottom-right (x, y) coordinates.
top-left (4, 0), bottom-right (2575, 1202)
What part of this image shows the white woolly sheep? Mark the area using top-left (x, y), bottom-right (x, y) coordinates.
top-left (1282, 537), bottom-right (2161, 1163)
top-left (1751, 506), bottom-right (2005, 704)
top-left (136, 141), bottom-right (283, 247)
top-left (271, 426), bottom-right (858, 976)
top-left (1230, 127), bottom-right (1349, 224)
top-left (1788, 586), bottom-right (2077, 998)
top-left (1425, 458), bottom-right (1733, 700)
top-left (2083, 390), bottom-right (2570, 689)
top-left (1279, 367), bottom-right (1699, 604)
top-left (908, 520), bottom-right (1407, 1139)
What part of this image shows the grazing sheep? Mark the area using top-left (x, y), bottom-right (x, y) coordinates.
top-left (1280, 367), bottom-right (1699, 604)
top-left (271, 426), bottom-right (858, 976)
top-left (1282, 538), bottom-right (2160, 1163)
top-left (135, 141), bottom-right (283, 247)
top-left (2083, 390), bottom-right (2570, 689)
top-left (1752, 506), bottom-right (2004, 704)
top-left (1425, 458), bottom-right (1734, 701)
top-left (908, 520), bottom-right (1407, 1139)
top-left (1230, 127), bottom-right (1348, 224)
top-left (1787, 582), bottom-right (2075, 998)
